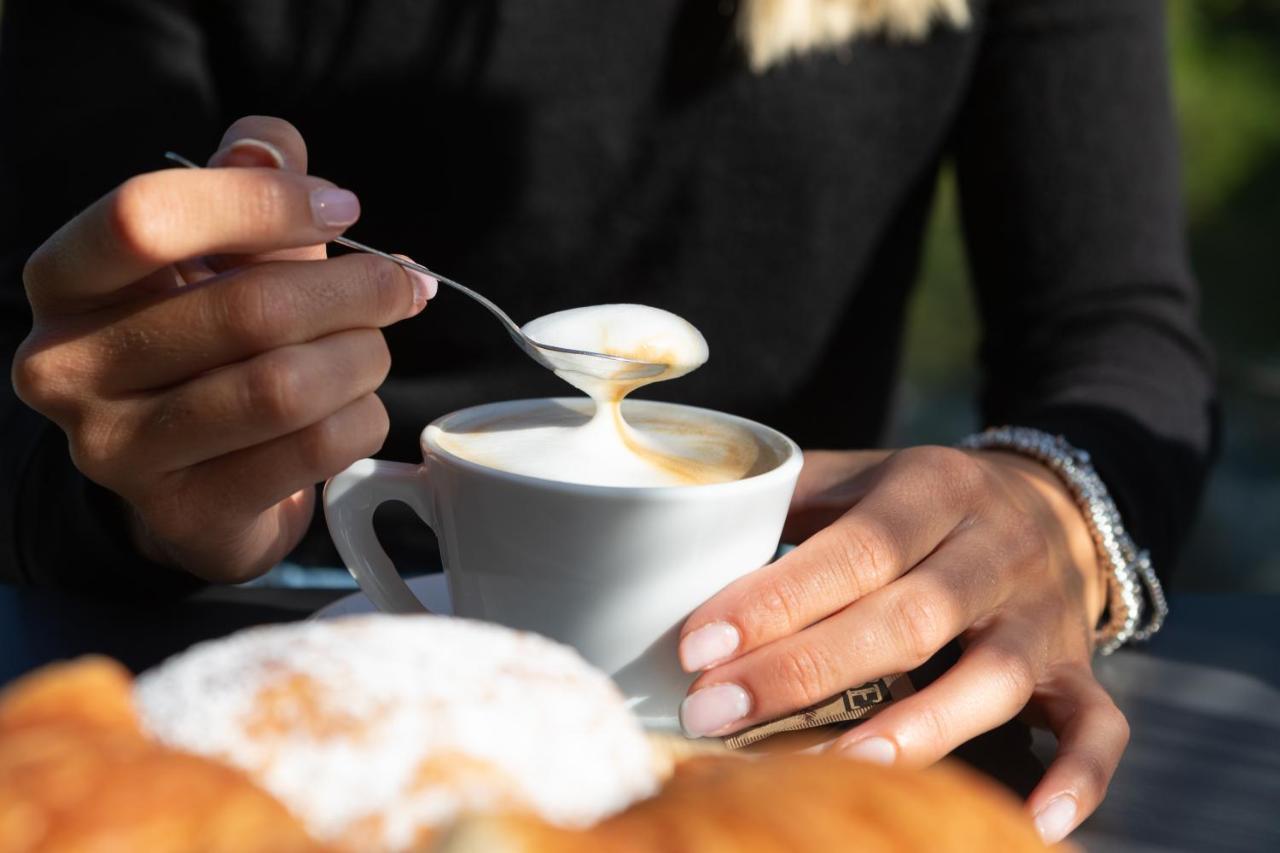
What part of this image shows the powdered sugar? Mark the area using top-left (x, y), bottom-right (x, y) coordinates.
top-left (134, 615), bottom-right (659, 851)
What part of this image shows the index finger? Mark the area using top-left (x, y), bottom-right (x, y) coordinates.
top-left (23, 166), bottom-right (360, 316)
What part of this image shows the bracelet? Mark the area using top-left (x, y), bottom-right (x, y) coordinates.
top-left (956, 426), bottom-right (1168, 655)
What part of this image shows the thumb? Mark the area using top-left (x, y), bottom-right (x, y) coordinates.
top-left (205, 115), bottom-right (327, 267)
top-left (208, 115), bottom-right (309, 172)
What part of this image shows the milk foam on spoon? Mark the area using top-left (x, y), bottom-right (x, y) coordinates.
top-left (521, 304), bottom-right (709, 400)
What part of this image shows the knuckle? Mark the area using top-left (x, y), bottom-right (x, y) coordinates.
top-left (909, 701), bottom-right (952, 751)
top-left (1077, 751), bottom-right (1113, 797)
top-left (221, 278), bottom-right (288, 351)
top-left (831, 518), bottom-right (902, 592)
top-left (11, 340), bottom-right (61, 409)
top-left (244, 353), bottom-right (307, 429)
top-left (897, 444), bottom-right (951, 469)
top-left (297, 418), bottom-right (340, 476)
top-left (363, 396), bottom-right (391, 452)
top-left (354, 255), bottom-right (408, 321)
top-left (21, 245), bottom-right (54, 297)
top-left (754, 575), bottom-right (812, 636)
top-left (887, 593), bottom-right (949, 666)
top-left (901, 445), bottom-right (985, 500)
top-left (769, 643), bottom-right (839, 706)
top-left (365, 332), bottom-right (392, 384)
top-left (298, 397), bottom-right (386, 477)
top-left (983, 645), bottom-right (1037, 703)
top-left (109, 175), bottom-right (169, 263)
top-left (66, 431), bottom-right (99, 474)
top-left (1102, 697), bottom-right (1131, 746)
top-left (1007, 513), bottom-right (1050, 564)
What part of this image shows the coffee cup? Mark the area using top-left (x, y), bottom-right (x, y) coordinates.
top-left (324, 397), bottom-right (802, 729)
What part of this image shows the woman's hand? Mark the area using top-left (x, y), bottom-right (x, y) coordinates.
top-left (11, 116), bottom-right (436, 583)
top-left (677, 446), bottom-right (1128, 843)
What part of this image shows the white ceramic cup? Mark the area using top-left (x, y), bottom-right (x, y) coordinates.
top-left (323, 397), bottom-right (802, 729)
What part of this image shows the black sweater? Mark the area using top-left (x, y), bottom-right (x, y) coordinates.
top-left (0, 0), bottom-right (1216, 592)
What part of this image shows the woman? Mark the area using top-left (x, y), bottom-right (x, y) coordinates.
top-left (0, 0), bottom-right (1214, 842)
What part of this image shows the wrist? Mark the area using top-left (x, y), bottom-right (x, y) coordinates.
top-left (958, 426), bottom-right (1166, 654)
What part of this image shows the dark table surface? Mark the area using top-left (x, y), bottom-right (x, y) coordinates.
top-left (1, 583), bottom-right (1277, 852)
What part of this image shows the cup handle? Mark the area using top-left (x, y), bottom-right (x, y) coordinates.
top-left (323, 458), bottom-right (434, 614)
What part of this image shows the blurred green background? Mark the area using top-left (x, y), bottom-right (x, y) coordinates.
top-left (893, 1), bottom-right (1280, 592)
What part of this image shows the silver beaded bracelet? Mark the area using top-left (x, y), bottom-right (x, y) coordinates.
top-left (957, 426), bottom-right (1168, 655)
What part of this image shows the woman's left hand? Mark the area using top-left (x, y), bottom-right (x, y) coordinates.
top-left (677, 446), bottom-right (1130, 844)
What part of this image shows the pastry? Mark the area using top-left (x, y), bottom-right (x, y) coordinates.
top-left (435, 754), bottom-right (1050, 852)
top-left (134, 614), bottom-right (661, 852)
top-left (0, 656), bottom-right (322, 853)
top-left (4, 637), bottom-right (1051, 853)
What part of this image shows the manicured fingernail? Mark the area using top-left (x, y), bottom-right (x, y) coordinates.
top-left (394, 255), bottom-right (438, 313)
top-left (210, 138), bottom-right (286, 169)
top-left (1034, 795), bottom-right (1077, 844)
top-left (680, 684), bottom-right (750, 737)
top-left (839, 736), bottom-right (896, 765)
top-left (310, 188), bottom-right (360, 228)
top-left (679, 622), bottom-right (740, 672)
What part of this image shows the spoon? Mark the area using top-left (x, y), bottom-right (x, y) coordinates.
top-left (163, 152), bottom-right (666, 381)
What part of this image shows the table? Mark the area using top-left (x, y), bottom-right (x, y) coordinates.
top-left (2, 584), bottom-right (1277, 852)
top-left (1075, 594), bottom-right (1280, 853)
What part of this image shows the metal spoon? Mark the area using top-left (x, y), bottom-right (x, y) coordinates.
top-left (163, 152), bottom-right (666, 381)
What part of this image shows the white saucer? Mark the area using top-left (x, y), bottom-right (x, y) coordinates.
top-left (312, 573), bottom-right (452, 620)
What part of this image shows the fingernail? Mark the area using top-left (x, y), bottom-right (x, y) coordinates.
top-left (839, 736), bottom-right (897, 765)
top-left (310, 187), bottom-right (360, 228)
top-left (680, 684), bottom-right (750, 738)
top-left (1033, 795), bottom-right (1078, 844)
top-left (679, 622), bottom-right (740, 672)
top-left (210, 138), bottom-right (286, 169)
top-left (394, 255), bottom-right (438, 314)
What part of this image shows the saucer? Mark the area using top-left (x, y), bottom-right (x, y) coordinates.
top-left (311, 573), bottom-right (453, 620)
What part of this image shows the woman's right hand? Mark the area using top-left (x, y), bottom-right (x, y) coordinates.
top-left (11, 117), bottom-right (436, 583)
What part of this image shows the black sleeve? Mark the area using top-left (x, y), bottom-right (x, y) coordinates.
top-left (954, 0), bottom-right (1218, 581)
top-left (0, 0), bottom-right (215, 593)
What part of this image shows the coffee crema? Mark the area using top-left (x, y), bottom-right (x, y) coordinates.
top-left (437, 304), bottom-right (760, 487)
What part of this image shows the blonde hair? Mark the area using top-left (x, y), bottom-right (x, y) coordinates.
top-left (738, 0), bottom-right (971, 72)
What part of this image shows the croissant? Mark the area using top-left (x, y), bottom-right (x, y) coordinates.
top-left (436, 754), bottom-right (1050, 852)
top-left (0, 657), bottom-right (324, 853)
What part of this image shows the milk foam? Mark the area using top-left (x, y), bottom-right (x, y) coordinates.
top-left (435, 399), bottom-right (765, 488)
top-left (438, 305), bottom-right (756, 487)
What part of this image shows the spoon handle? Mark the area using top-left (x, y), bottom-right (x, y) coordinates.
top-left (330, 236), bottom-right (525, 338)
